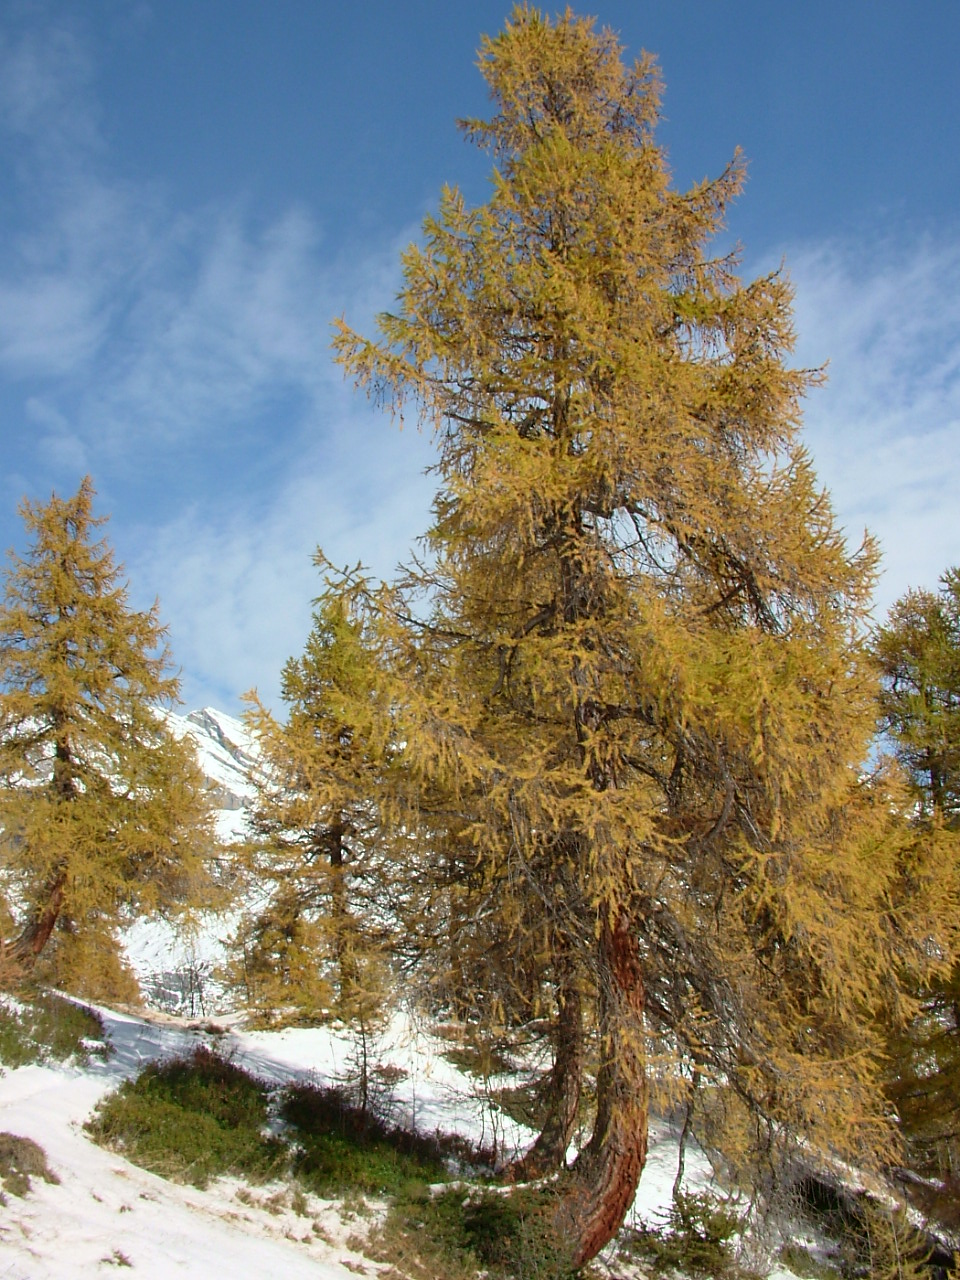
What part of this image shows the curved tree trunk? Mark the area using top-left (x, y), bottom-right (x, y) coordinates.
top-left (556, 915), bottom-right (648, 1268)
top-left (7, 869), bottom-right (68, 971)
top-left (6, 729), bottom-right (76, 972)
top-left (509, 949), bottom-right (584, 1180)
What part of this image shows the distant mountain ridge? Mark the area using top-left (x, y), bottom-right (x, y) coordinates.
top-left (165, 706), bottom-right (257, 820)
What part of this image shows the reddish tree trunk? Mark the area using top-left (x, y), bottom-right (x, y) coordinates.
top-left (509, 952), bottom-right (584, 1180)
top-left (7, 870), bottom-right (67, 970)
top-left (556, 915), bottom-right (648, 1267)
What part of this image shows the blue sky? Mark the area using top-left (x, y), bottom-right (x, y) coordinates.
top-left (1, 1), bottom-right (958, 713)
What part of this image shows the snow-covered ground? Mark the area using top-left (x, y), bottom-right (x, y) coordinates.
top-left (0, 1007), bottom-right (386, 1278)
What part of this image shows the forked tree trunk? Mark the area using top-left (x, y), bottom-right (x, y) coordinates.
top-left (7, 869), bottom-right (68, 971)
top-left (509, 947), bottom-right (584, 1180)
top-left (556, 915), bottom-right (648, 1267)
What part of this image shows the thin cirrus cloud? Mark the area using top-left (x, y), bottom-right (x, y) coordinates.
top-left (90, 208), bottom-right (336, 448)
top-left (130, 416), bottom-right (438, 714)
top-left (783, 235), bottom-right (960, 618)
top-left (82, 209), bottom-right (435, 712)
top-left (0, 22), bottom-right (117, 381)
top-left (0, 19), bottom-right (328, 452)
top-left (0, 12), bottom-right (437, 719)
top-left (3, 179), bottom-right (416, 479)
top-left (104, 214), bottom-right (438, 714)
top-left (0, 20), bottom-right (101, 166)
top-left (0, 167), bottom-right (137, 384)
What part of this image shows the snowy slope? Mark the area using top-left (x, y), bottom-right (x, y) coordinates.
top-left (122, 708), bottom-right (257, 1013)
top-left (164, 706), bottom-right (258, 838)
top-left (0, 1009), bottom-right (391, 1277)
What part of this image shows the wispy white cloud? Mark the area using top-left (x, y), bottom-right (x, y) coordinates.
top-left (89, 207), bottom-right (336, 448)
top-left (0, 17), bottom-right (391, 448)
top-left (25, 395), bottom-right (88, 472)
top-left (0, 20), bottom-right (151, 382)
top-left (0, 10), bottom-right (436, 715)
top-left (129, 413), bottom-right (437, 713)
top-left (774, 234), bottom-right (960, 620)
top-left (0, 19), bottom-right (101, 167)
top-left (0, 270), bottom-right (106, 375)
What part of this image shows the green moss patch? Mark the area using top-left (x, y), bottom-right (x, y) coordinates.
top-left (281, 1081), bottom-right (462, 1196)
top-left (378, 1182), bottom-right (579, 1280)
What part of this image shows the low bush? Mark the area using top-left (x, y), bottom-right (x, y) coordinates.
top-left (621, 1190), bottom-right (757, 1279)
top-left (792, 1177), bottom-right (941, 1280)
top-left (494, 1078), bottom-right (551, 1130)
top-left (0, 1132), bottom-right (60, 1203)
top-left (86, 1046), bottom-right (286, 1188)
top-left (281, 1082), bottom-right (456, 1196)
top-left (777, 1242), bottom-right (844, 1279)
top-left (0, 990), bottom-right (106, 1068)
top-left (441, 1040), bottom-right (517, 1079)
top-left (87, 1051), bottom-right (571, 1279)
top-left (378, 1182), bottom-right (579, 1280)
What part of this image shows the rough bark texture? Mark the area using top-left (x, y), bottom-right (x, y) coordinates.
top-left (509, 954), bottom-right (584, 1180)
top-left (558, 916), bottom-right (649, 1267)
top-left (8, 870), bottom-right (67, 970)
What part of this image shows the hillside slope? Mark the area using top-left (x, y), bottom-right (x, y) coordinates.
top-left (0, 998), bottom-right (757, 1279)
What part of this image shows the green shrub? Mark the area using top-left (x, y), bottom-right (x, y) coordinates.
top-left (495, 1078), bottom-right (551, 1130)
top-left (381, 1183), bottom-right (579, 1280)
top-left (622, 1191), bottom-right (756, 1279)
top-left (0, 1006), bottom-right (36, 1069)
top-left (283, 1081), bottom-right (577, 1277)
top-left (442, 1040), bottom-right (516, 1079)
top-left (793, 1177), bottom-right (942, 1280)
top-left (777, 1242), bottom-right (844, 1279)
top-left (281, 1082), bottom-right (452, 1196)
top-left (291, 1131), bottom-right (432, 1196)
top-left (86, 1046), bottom-right (286, 1188)
top-left (0, 991), bottom-right (106, 1068)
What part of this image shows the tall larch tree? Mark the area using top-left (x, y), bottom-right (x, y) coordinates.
top-left (876, 570), bottom-right (960, 826)
top-left (334, 8), bottom-right (950, 1264)
top-left (876, 571), bottom-right (960, 1186)
top-left (234, 576), bottom-right (395, 1027)
top-left (0, 478), bottom-right (214, 996)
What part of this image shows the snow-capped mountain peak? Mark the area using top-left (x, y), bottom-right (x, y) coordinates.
top-left (165, 706), bottom-right (258, 814)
